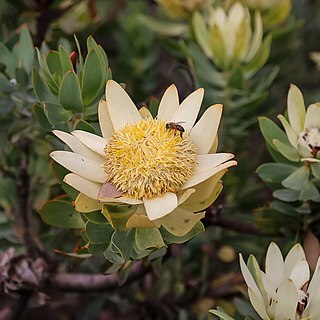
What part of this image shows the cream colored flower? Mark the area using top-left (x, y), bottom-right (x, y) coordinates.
top-left (240, 242), bottom-right (320, 320)
top-left (50, 80), bottom-right (236, 225)
top-left (157, 0), bottom-right (209, 19)
top-left (277, 84), bottom-right (320, 162)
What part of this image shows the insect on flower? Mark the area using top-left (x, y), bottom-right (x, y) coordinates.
top-left (165, 121), bottom-right (185, 138)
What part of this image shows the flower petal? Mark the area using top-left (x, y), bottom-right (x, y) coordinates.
top-left (157, 84), bottom-right (179, 121)
top-left (277, 115), bottom-right (298, 148)
top-left (143, 192), bottom-right (178, 221)
top-left (64, 173), bottom-right (101, 199)
top-left (190, 104), bottom-right (222, 154)
top-left (50, 151), bottom-right (106, 183)
top-left (287, 84), bottom-right (306, 134)
top-left (139, 106), bottom-right (152, 119)
top-left (105, 80), bottom-right (141, 130)
top-left (126, 213), bottom-right (159, 228)
top-left (157, 207), bottom-right (205, 237)
top-left (74, 193), bottom-right (102, 213)
top-left (195, 153), bottom-right (235, 174)
top-left (284, 243), bottom-right (306, 278)
top-left (171, 88), bottom-right (204, 132)
top-left (52, 130), bottom-right (104, 163)
top-left (181, 170), bottom-right (226, 212)
top-left (239, 253), bottom-right (264, 299)
top-left (289, 259), bottom-right (310, 290)
top-left (98, 100), bottom-right (114, 139)
top-left (181, 160), bottom-right (237, 189)
top-left (247, 288), bottom-right (271, 320)
top-left (72, 130), bottom-right (107, 156)
top-left (265, 242), bottom-right (285, 289)
top-left (305, 103), bottom-right (320, 129)
top-left (274, 279), bottom-right (299, 320)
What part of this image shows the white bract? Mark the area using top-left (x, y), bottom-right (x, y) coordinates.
top-left (240, 242), bottom-right (320, 320)
top-left (50, 80), bottom-right (236, 225)
top-left (208, 2), bottom-right (263, 69)
top-left (278, 84), bottom-right (320, 162)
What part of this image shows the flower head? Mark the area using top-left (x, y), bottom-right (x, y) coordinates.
top-left (50, 80), bottom-right (236, 223)
top-left (240, 242), bottom-right (320, 320)
top-left (277, 84), bottom-right (320, 162)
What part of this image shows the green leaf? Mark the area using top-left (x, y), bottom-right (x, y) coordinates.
top-left (299, 182), bottom-right (320, 201)
top-left (81, 49), bottom-right (105, 106)
top-left (74, 34), bottom-right (84, 69)
top-left (271, 200), bottom-right (297, 216)
top-left (0, 42), bottom-right (16, 77)
top-left (210, 25), bottom-right (228, 69)
top-left (192, 12), bottom-right (212, 58)
top-left (256, 163), bottom-right (297, 184)
top-left (111, 230), bottom-right (135, 260)
top-left (40, 199), bottom-right (85, 228)
top-left (273, 139), bottom-right (300, 162)
top-left (258, 116), bottom-right (289, 151)
top-left (273, 189), bottom-right (300, 202)
top-left (282, 165), bottom-right (309, 190)
top-left (32, 67), bottom-right (57, 103)
top-left (17, 27), bottom-right (34, 73)
top-left (15, 67), bottom-right (29, 88)
top-left (58, 45), bottom-right (73, 74)
top-left (86, 36), bottom-right (108, 71)
top-left (74, 119), bottom-right (96, 133)
top-left (43, 102), bottom-right (73, 125)
top-left (244, 34), bottom-right (272, 74)
top-left (46, 50), bottom-right (63, 78)
top-left (33, 103), bottom-right (52, 131)
top-left (311, 162), bottom-right (320, 179)
top-left (88, 243), bottom-right (107, 255)
top-left (36, 48), bottom-right (59, 94)
top-left (83, 211), bottom-right (108, 224)
top-left (160, 222), bottom-right (204, 244)
top-left (209, 309), bottom-right (235, 320)
top-left (105, 204), bottom-right (137, 231)
top-left (85, 221), bottom-right (113, 244)
top-left (135, 228), bottom-right (166, 250)
top-left (104, 242), bottom-right (125, 265)
top-left (138, 15), bottom-right (187, 36)
top-left (59, 71), bottom-right (83, 111)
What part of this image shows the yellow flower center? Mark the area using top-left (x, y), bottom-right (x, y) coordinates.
top-left (104, 118), bottom-right (197, 199)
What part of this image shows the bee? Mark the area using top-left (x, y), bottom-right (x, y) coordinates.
top-left (165, 121), bottom-right (185, 138)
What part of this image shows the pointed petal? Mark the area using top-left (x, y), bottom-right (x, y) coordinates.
top-left (50, 151), bottom-right (106, 183)
top-left (289, 259), bottom-right (310, 289)
top-left (277, 115), bottom-right (298, 148)
top-left (190, 104), bottom-right (223, 154)
top-left (157, 207), bottom-right (205, 237)
top-left (105, 80), bottom-right (141, 130)
top-left (181, 170), bottom-right (226, 212)
top-left (247, 288), bottom-right (271, 320)
top-left (157, 84), bottom-right (179, 121)
top-left (72, 130), bottom-right (107, 156)
top-left (64, 173), bottom-right (101, 200)
top-left (143, 192), bottom-right (178, 221)
top-left (288, 84), bottom-right (306, 134)
top-left (52, 130), bottom-right (104, 163)
top-left (139, 106), bottom-right (152, 119)
top-left (265, 242), bottom-right (285, 289)
top-left (98, 100), bottom-right (114, 139)
top-left (97, 194), bottom-right (142, 205)
top-left (305, 103), bottom-right (320, 129)
top-left (181, 160), bottom-right (237, 190)
top-left (74, 193), bottom-right (102, 213)
top-left (195, 153), bottom-right (235, 174)
top-left (177, 189), bottom-right (195, 205)
top-left (274, 279), bottom-right (298, 320)
top-left (284, 243), bottom-right (306, 277)
top-left (239, 254), bottom-right (263, 299)
top-left (171, 88), bottom-right (204, 132)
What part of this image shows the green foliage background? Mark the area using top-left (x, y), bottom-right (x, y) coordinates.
top-left (1, 0), bottom-right (320, 319)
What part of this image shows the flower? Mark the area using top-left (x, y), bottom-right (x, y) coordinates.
top-left (240, 242), bottom-right (320, 320)
top-left (157, 0), bottom-right (209, 19)
top-left (192, 2), bottom-right (271, 72)
top-left (239, 0), bottom-right (292, 26)
top-left (50, 80), bottom-right (236, 227)
top-left (277, 84), bottom-right (320, 163)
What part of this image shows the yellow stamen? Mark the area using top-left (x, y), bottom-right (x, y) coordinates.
top-left (104, 118), bottom-right (197, 199)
